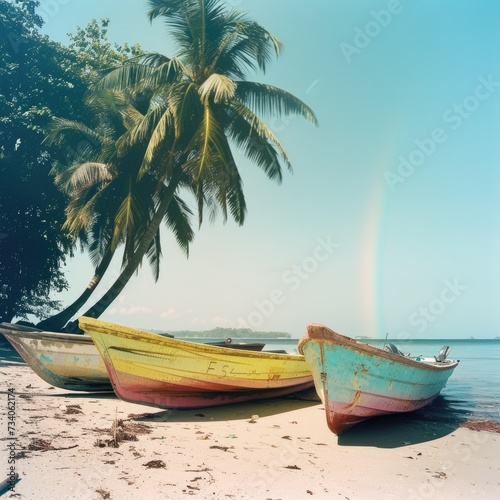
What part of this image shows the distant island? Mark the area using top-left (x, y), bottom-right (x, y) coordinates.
top-left (148, 326), bottom-right (292, 339)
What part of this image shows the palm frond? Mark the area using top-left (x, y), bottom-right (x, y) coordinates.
top-left (119, 104), bottom-right (146, 130)
top-left (111, 182), bottom-right (148, 252)
top-left (206, 145), bottom-right (246, 225)
top-left (166, 82), bottom-right (202, 140)
top-left (226, 101), bottom-right (291, 180)
top-left (62, 187), bottom-right (102, 237)
top-left (137, 108), bottom-right (176, 179)
top-left (147, 0), bottom-right (197, 51)
top-left (145, 57), bottom-right (185, 88)
top-left (213, 19), bottom-right (282, 77)
top-left (95, 62), bottom-right (163, 93)
top-left (145, 231), bottom-right (162, 281)
top-left (133, 52), bottom-right (172, 67)
top-left (186, 101), bottom-right (231, 179)
top-left (148, 0), bottom-right (226, 72)
top-left (235, 82), bottom-right (318, 125)
top-left (53, 163), bottom-right (113, 194)
top-left (198, 73), bottom-right (236, 103)
top-left (44, 118), bottom-right (104, 150)
top-left (163, 194), bottom-right (195, 256)
top-left (115, 98), bottom-right (167, 153)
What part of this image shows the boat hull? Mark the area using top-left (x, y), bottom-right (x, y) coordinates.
top-left (298, 324), bottom-right (459, 435)
top-left (1, 323), bottom-right (112, 392)
top-left (79, 316), bottom-right (314, 409)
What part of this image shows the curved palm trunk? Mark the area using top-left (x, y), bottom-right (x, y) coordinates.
top-left (36, 248), bottom-right (115, 331)
top-left (82, 170), bottom-right (182, 319)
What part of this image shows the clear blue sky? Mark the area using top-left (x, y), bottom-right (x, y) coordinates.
top-left (40, 0), bottom-right (500, 339)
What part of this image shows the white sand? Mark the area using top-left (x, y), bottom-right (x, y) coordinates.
top-left (1, 357), bottom-right (499, 499)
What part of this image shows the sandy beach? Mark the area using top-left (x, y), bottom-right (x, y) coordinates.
top-left (1, 349), bottom-right (499, 500)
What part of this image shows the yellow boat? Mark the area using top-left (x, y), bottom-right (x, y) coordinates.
top-left (79, 316), bottom-right (314, 409)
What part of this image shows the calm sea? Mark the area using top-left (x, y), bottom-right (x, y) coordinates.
top-left (210, 337), bottom-right (500, 425)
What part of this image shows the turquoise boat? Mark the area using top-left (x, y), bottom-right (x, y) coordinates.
top-left (298, 324), bottom-right (459, 435)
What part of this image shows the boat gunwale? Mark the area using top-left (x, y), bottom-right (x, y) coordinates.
top-left (0, 322), bottom-right (42, 334)
top-left (79, 316), bottom-right (304, 361)
top-left (1, 323), bottom-right (95, 346)
top-left (298, 323), bottom-right (459, 372)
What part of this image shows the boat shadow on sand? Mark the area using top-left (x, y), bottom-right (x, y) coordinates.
top-left (337, 395), bottom-right (471, 448)
top-left (123, 393), bottom-right (320, 423)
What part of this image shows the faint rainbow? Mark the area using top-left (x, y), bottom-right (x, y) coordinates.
top-left (358, 151), bottom-right (394, 339)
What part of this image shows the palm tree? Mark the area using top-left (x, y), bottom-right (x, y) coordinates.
top-left (81, 0), bottom-right (317, 319)
top-left (37, 90), bottom-right (195, 331)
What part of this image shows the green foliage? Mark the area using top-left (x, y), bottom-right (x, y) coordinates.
top-left (0, 3), bottom-right (145, 323)
top-left (1, 0), bottom-right (316, 324)
top-left (36, 18), bottom-right (197, 331)
top-left (67, 18), bottom-right (143, 84)
top-left (0, 0), bottom-right (83, 322)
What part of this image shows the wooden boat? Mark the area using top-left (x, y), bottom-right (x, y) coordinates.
top-left (0, 322), bottom-right (113, 392)
top-left (0, 323), bottom-right (273, 392)
top-left (78, 316), bottom-right (314, 409)
top-left (298, 324), bottom-right (459, 435)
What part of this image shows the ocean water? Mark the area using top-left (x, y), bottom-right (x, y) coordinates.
top-left (248, 337), bottom-right (500, 425)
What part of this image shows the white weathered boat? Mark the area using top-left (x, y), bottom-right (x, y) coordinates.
top-left (1, 322), bottom-right (112, 391)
